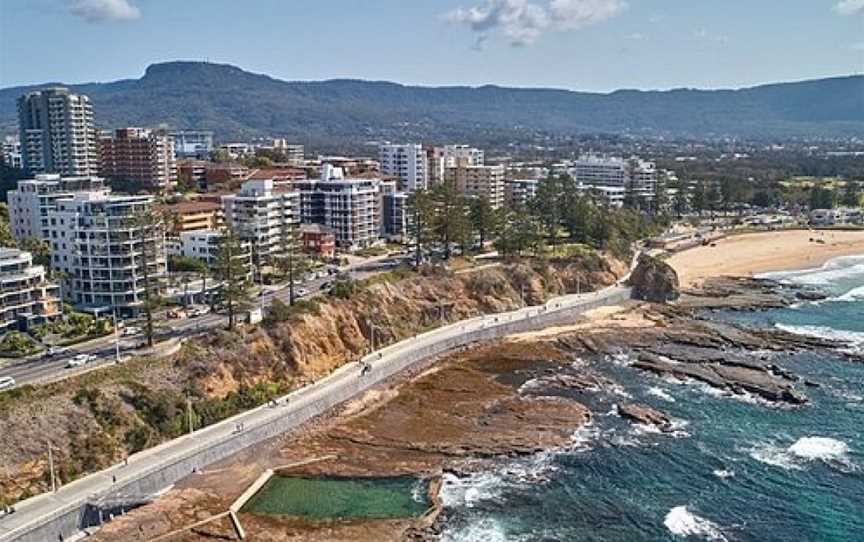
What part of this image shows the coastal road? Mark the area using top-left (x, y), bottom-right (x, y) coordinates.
top-left (0, 282), bottom-right (631, 542)
top-left (0, 255), bottom-right (401, 389)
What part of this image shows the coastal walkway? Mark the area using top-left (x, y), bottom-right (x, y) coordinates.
top-left (0, 283), bottom-right (632, 542)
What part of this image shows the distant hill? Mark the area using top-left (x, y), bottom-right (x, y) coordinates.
top-left (1, 61), bottom-right (862, 141)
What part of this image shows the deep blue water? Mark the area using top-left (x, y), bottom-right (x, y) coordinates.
top-left (438, 255), bottom-right (864, 541)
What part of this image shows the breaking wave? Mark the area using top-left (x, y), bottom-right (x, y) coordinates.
top-left (775, 324), bottom-right (864, 353)
top-left (760, 255), bottom-right (864, 286)
top-left (748, 437), bottom-right (854, 472)
top-left (664, 506), bottom-right (728, 541)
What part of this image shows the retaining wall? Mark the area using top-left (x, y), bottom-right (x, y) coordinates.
top-left (2, 287), bottom-right (631, 542)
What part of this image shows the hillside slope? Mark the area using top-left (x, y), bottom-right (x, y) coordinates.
top-left (1, 61), bottom-right (862, 140)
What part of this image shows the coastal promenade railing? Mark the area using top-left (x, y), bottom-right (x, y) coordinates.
top-left (0, 282), bottom-right (633, 542)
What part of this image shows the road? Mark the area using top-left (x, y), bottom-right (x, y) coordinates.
top-left (0, 280), bottom-right (631, 542)
top-left (0, 254), bottom-right (404, 389)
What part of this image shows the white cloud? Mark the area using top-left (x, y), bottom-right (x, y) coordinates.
top-left (549, 0), bottom-right (627, 30)
top-left (446, 0), bottom-right (627, 47)
top-left (69, 0), bottom-right (141, 23)
top-left (834, 0), bottom-right (864, 15)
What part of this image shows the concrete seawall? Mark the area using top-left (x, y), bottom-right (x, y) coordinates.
top-left (0, 287), bottom-right (632, 542)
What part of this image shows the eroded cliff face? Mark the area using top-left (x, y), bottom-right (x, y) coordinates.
top-left (0, 254), bottom-right (625, 505)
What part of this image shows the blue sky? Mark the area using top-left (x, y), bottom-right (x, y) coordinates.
top-left (0, 0), bottom-right (862, 91)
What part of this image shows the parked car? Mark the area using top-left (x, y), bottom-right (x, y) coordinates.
top-left (319, 281), bottom-right (334, 291)
top-left (122, 326), bottom-right (142, 337)
top-left (167, 309), bottom-right (187, 319)
top-left (0, 376), bottom-right (15, 390)
top-left (296, 288), bottom-right (307, 297)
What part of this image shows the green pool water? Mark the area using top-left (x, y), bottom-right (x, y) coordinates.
top-left (241, 476), bottom-right (431, 520)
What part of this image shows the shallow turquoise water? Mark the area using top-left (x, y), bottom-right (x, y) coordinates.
top-left (439, 255), bottom-right (864, 541)
top-left (242, 476), bottom-right (430, 520)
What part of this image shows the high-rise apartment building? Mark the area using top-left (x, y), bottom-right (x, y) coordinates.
top-left (1, 137), bottom-right (22, 169)
top-left (222, 179), bottom-right (300, 271)
top-left (378, 143), bottom-right (428, 192)
top-left (100, 128), bottom-right (177, 191)
top-left (170, 130), bottom-right (214, 158)
top-left (570, 154), bottom-right (658, 201)
top-left (48, 192), bottom-right (167, 316)
top-left (380, 181), bottom-right (408, 241)
top-left (504, 178), bottom-right (539, 208)
top-left (17, 88), bottom-right (98, 176)
top-left (295, 165), bottom-right (381, 251)
top-left (0, 248), bottom-right (62, 330)
top-left (444, 164), bottom-right (506, 209)
top-left (7, 174), bottom-right (108, 243)
top-left (442, 145), bottom-right (485, 167)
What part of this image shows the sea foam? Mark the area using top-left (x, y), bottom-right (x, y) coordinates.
top-left (664, 506), bottom-right (727, 541)
top-left (775, 324), bottom-right (864, 354)
top-left (749, 437), bottom-right (852, 471)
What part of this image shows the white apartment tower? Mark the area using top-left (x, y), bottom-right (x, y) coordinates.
top-left (378, 143), bottom-right (428, 191)
top-left (17, 88), bottom-right (99, 176)
top-left (48, 192), bottom-right (167, 316)
top-left (7, 174), bottom-right (108, 243)
top-left (222, 179), bottom-right (301, 270)
top-left (294, 165), bottom-right (381, 251)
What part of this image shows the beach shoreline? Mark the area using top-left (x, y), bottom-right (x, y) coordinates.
top-left (666, 229), bottom-right (864, 288)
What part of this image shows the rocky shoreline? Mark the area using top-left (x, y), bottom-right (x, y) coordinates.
top-left (89, 274), bottom-right (855, 541)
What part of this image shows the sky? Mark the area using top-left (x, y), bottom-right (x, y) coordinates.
top-left (0, 0), bottom-right (862, 92)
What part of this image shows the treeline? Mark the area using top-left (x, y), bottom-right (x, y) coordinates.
top-left (408, 175), bottom-right (667, 261)
top-left (667, 177), bottom-right (863, 215)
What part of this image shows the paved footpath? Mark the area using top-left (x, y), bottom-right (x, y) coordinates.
top-left (0, 283), bottom-right (632, 542)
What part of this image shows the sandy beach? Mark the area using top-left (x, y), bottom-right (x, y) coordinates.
top-left (667, 229), bottom-right (864, 287)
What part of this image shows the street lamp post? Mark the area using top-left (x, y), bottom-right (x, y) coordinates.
top-left (46, 439), bottom-right (56, 492)
top-left (112, 310), bottom-right (121, 363)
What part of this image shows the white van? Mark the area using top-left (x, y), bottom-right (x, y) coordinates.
top-left (0, 376), bottom-right (16, 391)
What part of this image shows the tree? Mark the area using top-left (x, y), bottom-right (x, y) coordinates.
top-left (0, 203), bottom-right (15, 248)
top-left (530, 175), bottom-right (564, 245)
top-left (495, 207), bottom-right (542, 257)
top-left (19, 237), bottom-right (50, 267)
top-left (468, 197), bottom-right (498, 250)
top-left (275, 218), bottom-right (310, 306)
top-left (430, 181), bottom-right (470, 259)
top-left (407, 189), bottom-right (435, 267)
top-left (212, 231), bottom-right (253, 331)
top-left (669, 178), bottom-right (689, 219)
top-left (809, 186), bottom-right (834, 210)
top-left (132, 208), bottom-right (168, 347)
top-left (705, 183), bottom-right (722, 218)
top-left (841, 181), bottom-right (861, 208)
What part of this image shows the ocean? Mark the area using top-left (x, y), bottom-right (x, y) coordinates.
top-left (437, 255), bottom-right (864, 541)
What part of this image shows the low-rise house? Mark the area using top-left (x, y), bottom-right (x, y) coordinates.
top-left (299, 224), bottom-right (336, 259)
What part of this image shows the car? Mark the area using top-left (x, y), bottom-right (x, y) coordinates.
top-left (320, 281), bottom-right (334, 291)
top-left (0, 376), bottom-right (15, 390)
top-left (167, 309), bottom-right (187, 319)
top-left (296, 288), bottom-right (307, 297)
top-left (66, 354), bottom-right (95, 368)
top-left (47, 346), bottom-right (69, 357)
top-left (122, 326), bottom-right (142, 337)
top-left (188, 306), bottom-right (210, 317)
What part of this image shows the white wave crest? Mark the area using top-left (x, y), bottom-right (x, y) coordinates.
top-left (712, 469), bottom-right (735, 479)
top-left (664, 506), bottom-right (727, 541)
top-left (647, 386), bottom-right (676, 402)
top-left (788, 437), bottom-right (849, 461)
top-left (775, 323), bottom-right (864, 353)
top-left (835, 285), bottom-right (864, 302)
top-left (748, 437), bottom-right (853, 471)
top-left (760, 255), bottom-right (864, 286)
top-left (441, 517), bottom-right (511, 542)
